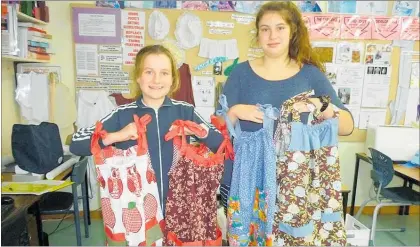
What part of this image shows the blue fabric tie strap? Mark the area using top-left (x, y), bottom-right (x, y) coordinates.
top-left (194, 56), bottom-right (228, 71)
top-left (216, 94), bottom-right (241, 138)
top-left (257, 104), bottom-right (280, 137)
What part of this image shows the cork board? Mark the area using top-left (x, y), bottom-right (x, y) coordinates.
top-left (70, 3), bottom-right (420, 142)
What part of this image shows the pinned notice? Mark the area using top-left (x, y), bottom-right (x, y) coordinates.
top-left (341, 15), bottom-right (372, 39)
top-left (372, 16), bottom-right (401, 40)
top-left (306, 14), bottom-right (341, 39)
top-left (400, 17), bottom-right (420, 40)
top-left (121, 10), bottom-right (145, 65)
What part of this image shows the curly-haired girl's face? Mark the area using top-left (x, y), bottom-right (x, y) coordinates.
top-left (257, 12), bottom-right (291, 58)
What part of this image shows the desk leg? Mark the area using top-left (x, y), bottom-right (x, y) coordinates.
top-left (399, 180), bottom-right (408, 215)
top-left (84, 172), bottom-right (91, 225)
top-left (342, 192), bottom-right (349, 221)
top-left (404, 182), bottom-right (413, 215)
top-left (34, 202), bottom-right (45, 246)
top-left (350, 156), bottom-right (360, 216)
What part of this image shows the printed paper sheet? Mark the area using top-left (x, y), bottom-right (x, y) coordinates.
top-left (334, 65), bottom-right (365, 107)
top-left (192, 76), bottom-right (216, 107)
top-left (358, 108), bottom-right (387, 129)
top-left (305, 14), bottom-right (341, 39)
top-left (364, 44), bottom-right (392, 65)
top-left (121, 10), bottom-right (145, 65)
top-left (372, 17), bottom-right (402, 40)
top-left (335, 42), bottom-right (364, 64)
top-left (75, 44), bottom-right (98, 76)
top-left (400, 17), bottom-right (420, 40)
top-left (341, 15), bottom-right (372, 40)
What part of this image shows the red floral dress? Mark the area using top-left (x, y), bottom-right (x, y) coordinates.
top-left (163, 116), bottom-right (233, 246)
top-left (91, 114), bottom-right (165, 246)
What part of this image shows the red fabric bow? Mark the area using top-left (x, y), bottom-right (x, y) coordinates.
top-left (211, 115), bottom-right (234, 161)
top-left (91, 121), bottom-right (108, 165)
top-left (90, 114), bottom-right (152, 164)
top-left (133, 114), bottom-right (152, 156)
top-left (164, 120), bottom-right (207, 155)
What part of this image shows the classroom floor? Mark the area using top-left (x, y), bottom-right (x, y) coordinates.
top-left (42, 214), bottom-right (420, 246)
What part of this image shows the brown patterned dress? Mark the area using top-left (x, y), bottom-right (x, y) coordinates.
top-left (163, 117), bottom-right (233, 246)
top-left (272, 91), bottom-right (347, 246)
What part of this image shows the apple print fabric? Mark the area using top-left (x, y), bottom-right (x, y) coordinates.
top-left (91, 114), bottom-right (164, 246)
top-left (163, 116), bottom-right (233, 246)
top-left (272, 91), bottom-right (347, 246)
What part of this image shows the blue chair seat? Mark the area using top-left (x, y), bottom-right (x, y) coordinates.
top-left (380, 187), bottom-right (420, 204)
top-left (39, 192), bottom-right (74, 214)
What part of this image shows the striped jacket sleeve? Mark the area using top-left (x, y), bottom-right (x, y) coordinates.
top-left (69, 108), bottom-right (121, 156)
top-left (191, 108), bottom-right (224, 153)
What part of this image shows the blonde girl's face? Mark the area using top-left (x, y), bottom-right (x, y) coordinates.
top-left (136, 53), bottom-right (173, 102)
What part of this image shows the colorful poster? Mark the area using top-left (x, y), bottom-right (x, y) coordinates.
top-left (309, 14), bottom-right (341, 39)
top-left (372, 17), bottom-right (402, 40)
top-left (341, 15), bottom-right (372, 40)
top-left (400, 17), bottom-right (420, 40)
top-left (392, 1), bottom-right (419, 16)
top-left (121, 10), bottom-right (146, 66)
top-left (328, 0), bottom-right (357, 14)
top-left (72, 7), bottom-right (121, 44)
top-left (364, 44), bottom-right (392, 65)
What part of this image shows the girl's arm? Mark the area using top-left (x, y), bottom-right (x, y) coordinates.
top-left (70, 109), bottom-right (120, 156)
top-left (191, 109), bottom-right (224, 153)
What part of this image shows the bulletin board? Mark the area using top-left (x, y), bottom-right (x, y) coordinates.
top-left (70, 3), bottom-right (419, 142)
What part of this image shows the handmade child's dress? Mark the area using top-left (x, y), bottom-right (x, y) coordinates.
top-left (217, 94), bottom-right (279, 246)
top-left (163, 116), bottom-right (234, 246)
top-left (272, 91), bottom-right (347, 246)
top-left (91, 114), bottom-right (164, 246)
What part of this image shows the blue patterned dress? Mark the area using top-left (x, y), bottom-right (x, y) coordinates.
top-left (217, 94), bottom-right (278, 246)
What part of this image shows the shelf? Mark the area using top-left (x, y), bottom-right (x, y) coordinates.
top-left (17, 11), bottom-right (48, 25)
top-left (2, 55), bottom-right (49, 63)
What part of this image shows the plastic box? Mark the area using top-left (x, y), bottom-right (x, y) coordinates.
top-left (345, 214), bottom-right (371, 246)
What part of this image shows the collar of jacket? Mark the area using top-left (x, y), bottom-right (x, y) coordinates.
top-left (136, 96), bottom-right (173, 108)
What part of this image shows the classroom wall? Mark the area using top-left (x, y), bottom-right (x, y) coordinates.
top-left (1, 1), bottom-right (417, 211)
top-left (1, 1), bottom-right (92, 156)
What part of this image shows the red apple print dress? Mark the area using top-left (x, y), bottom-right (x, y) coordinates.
top-left (163, 116), bottom-right (234, 246)
top-left (91, 114), bottom-right (165, 246)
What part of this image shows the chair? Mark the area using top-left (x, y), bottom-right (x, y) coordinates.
top-left (355, 148), bottom-right (420, 246)
top-left (30, 157), bottom-right (90, 246)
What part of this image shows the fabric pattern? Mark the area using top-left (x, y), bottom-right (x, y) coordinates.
top-left (272, 91), bottom-right (346, 246)
top-left (217, 95), bottom-right (279, 246)
top-left (163, 117), bottom-right (233, 246)
top-left (91, 114), bottom-right (164, 246)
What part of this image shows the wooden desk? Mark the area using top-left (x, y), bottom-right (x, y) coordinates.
top-left (350, 152), bottom-right (420, 216)
top-left (1, 167), bottom-right (73, 182)
top-left (1, 167), bottom-right (73, 246)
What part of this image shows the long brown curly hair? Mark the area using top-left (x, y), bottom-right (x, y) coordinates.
top-left (255, 1), bottom-right (325, 72)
